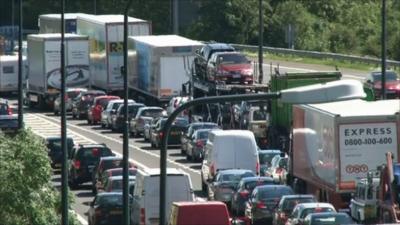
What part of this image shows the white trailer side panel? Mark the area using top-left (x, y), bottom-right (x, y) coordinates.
top-left (159, 56), bottom-right (191, 97)
top-left (0, 56), bottom-right (22, 92)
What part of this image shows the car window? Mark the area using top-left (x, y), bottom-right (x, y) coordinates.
top-left (259, 152), bottom-right (280, 165)
top-left (102, 159), bottom-right (123, 171)
top-left (283, 198), bottom-right (315, 212)
top-left (245, 179), bottom-right (274, 191)
top-left (311, 214), bottom-right (353, 225)
top-left (0, 103), bottom-right (9, 115)
top-left (219, 172), bottom-right (255, 182)
top-left (48, 138), bottom-right (74, 152)
top-left (218, 54), bottom-right (248, 64)
top-left (372, 71), bottom-right (398, 82)
top-left (197, 131), bottom-right (209, 139)
top-left (112, 102), bottom-right (122, 110)
top-left (260, 187), bottom-right (293, 199)
top-left (98, 195), bottom-right (123, 206)
top-left (300, 207), bottom-right (335, 219)
top-left (77, 147), bottom-right (112, 162)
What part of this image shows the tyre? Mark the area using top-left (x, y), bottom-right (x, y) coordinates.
top-left (72, 113), bottom-right (77, 119)
top-left (101, 123), bottom-right (105, 128)
top-left (87, 119), bottom-right (92, 125)
top-left (92, 185), bottom-right (97, 194)
top-left (54, 110), bottom-right (59, 116)
top-left (186, 154), bottom-right (191, 161)
top-left (68, 178), bottom-right (78, 190)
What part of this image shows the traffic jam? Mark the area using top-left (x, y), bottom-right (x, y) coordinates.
top-left (0, 12), bottom-right (400, 225)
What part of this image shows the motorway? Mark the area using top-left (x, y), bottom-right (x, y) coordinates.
top-left (10, 61), bottom-right (368, 224)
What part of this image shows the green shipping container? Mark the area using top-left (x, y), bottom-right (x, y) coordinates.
top-left (269, 72), bottom-right (342, 130)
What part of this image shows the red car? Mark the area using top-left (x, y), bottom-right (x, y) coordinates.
top-left (206, 52), bottom-right (253, 85)
top-left (365, 71), bottom-right (400, 99)
top-left (87, 95), bottom-right (120, 124)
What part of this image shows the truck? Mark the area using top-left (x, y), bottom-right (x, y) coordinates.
top-left (128, 35), bottom-right (203, 106)
top-left (0, 55), bottom-right (26, 93)
top-left (39, 13), bottom-right (91, 34)
top-left (27, 34), bottom-right (90, 109)
top-left (267, 71), bottom-right (342, 151)
top-left (290, 99), bottom-right (400, 210)
top-left (77, 14), bottom-right (151, 94)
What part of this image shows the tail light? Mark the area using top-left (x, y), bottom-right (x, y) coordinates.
top-left (7, 108), bottom-right (12, 115)
top-left (256, 201), bottom-right (266, 209)
top-left (95, 104), bottom-right (102, 111)
top-left (196, 140), bottom-right (204, 147)
top-left (239, 190), bottom-right (249, 198)
top-left (73, 160), bottom-right (81, 169)
top-left (140, 208), bottom-right (146, 225)
top-left (159, 132), bottom-right (164, 138)
top-left (92, 148), bottom-right (100, 157)
top-left (210, 163), bottom-right (215, 176)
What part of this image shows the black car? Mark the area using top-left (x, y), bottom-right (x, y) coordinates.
top-left (231, 176), bottom-right (274, 216)
top-left (71, 90), bottom-right (105, 119)
top-left (87, 192), bottom-right (132, 225)
top-left (180, 122), bottom-right (219, 155)
top-left (150, 117), bottom-right (189, 149)
top-left (111, 103), bottom-right (145, 132)
top-left (0, 101), bottom-right (12, 115)
top-left (68, 143), bottom-right (114, 188)
top-left (0, 114), bottom-right (19, 134)
top-left (46, 136), bottom-right (75, 168)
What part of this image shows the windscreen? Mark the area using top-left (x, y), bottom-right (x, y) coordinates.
top-left (219, 54), bottom-right (248, 64)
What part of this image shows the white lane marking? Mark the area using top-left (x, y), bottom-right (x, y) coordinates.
top-left (25, 113), bottom-right (150, 170)
top-left (70, 210), bottom-right (88, 225)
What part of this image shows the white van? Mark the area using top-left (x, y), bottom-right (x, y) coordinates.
top-left (201, 130), bottom-right (259, 192)
top-left (131, 168), bottom-right (194, 225)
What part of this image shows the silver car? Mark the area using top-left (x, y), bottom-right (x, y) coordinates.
top-left (101, 99), bottom-right (135, 128)
top-left (130, 107), bottom-right (166, 137)
top-left (53, 88), bottom-right (87, 115)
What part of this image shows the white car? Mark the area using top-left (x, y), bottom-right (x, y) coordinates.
top-left (167, 96), bottom-right (190, 115)
top-left (285, 202), bottom-right (336, 225)
top-left (266, 154), bottom-right (288, 184)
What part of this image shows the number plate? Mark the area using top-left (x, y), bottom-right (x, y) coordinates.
top-left (232, 74), bottom-right (241, 78)
top-left (109, 210), bottom-right (122, 215)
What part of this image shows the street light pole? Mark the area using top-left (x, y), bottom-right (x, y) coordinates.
top-left (258, 0), bottom-right (264, 84)
top-left (17, 0), bottom-right (23, 130)
top-left (123, 1), bottom-right (133, 224)
top-left (160, 80), bottom-right (365, 225)
top-left (381, 0), bottom-right (387, 100)
top-left (60, 0), bottom-right (68, 224)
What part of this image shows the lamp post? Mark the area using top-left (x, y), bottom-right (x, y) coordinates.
top-left (381, 0), bottom-right (387, 100)
top-left (60, 0), bottom-right (68, 225)
top-left (123, 1), bottom-right (133, 224)
top-left (258, 0), bottom-right (264, 84)
top-left (159, 79), bottom-right (366, 225)
top-left (18, 0), bottom-right (23, 130)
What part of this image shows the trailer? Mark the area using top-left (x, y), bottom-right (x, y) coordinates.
top-left (39, 13), bottom-right (91, 34)
top-left (27, 34), bottom-right (90, 109)
top-left (0, 55), bottom-right (26, 93)
top-left (77, 14), bottom-right (151, 93)
top-left (128, 35), bottom-right (202, 106)
top-left (290, 99), bottom-right (400, 210)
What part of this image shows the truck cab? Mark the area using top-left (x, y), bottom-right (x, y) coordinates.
top-left (350, 173), bottom-right (380, 223)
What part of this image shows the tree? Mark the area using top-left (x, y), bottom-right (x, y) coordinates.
top-left (0, 130), bottom-right (79, 225)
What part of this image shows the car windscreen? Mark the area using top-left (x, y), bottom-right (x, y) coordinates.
top-left (102, 159), bottom-right (123, 171)
top-left (197, 130), bottom-right (210, 139)
top-left (48, 139), bottom-right (74, 151)
top-left (98, 195), bottom-right (123, 207)
top-left (120, 105), bottom-right (144, 115)
top-left (0, 103), bottom-right (9, 115)
top-left (161, 118), bottom-right (188, 128)
top-left (301, 208), bottom-right (335, 219)
top-left (282, 198), bottom-right (315, 212)
top-left (259, 152), bottom-right (281, 165)
top-left (97, 98), bottom-right (115, 108)
top-left (219, 172), bottom-right (255, 182)
top-left (78, 148), bottom-right (112, 163)
top-left (244, 179), bottom-right (274, 191)
top-left (142, 109), bottom-right (164, 117)
top-left (372, 71), bottom-right (398, 82)
top-left (219, 54), bottom-right (248, 64)
top-left (260, 187), bottom-right (293, 199)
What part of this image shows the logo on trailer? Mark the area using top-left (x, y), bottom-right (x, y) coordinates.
top-left (345, 164), bottom-right (368, 173)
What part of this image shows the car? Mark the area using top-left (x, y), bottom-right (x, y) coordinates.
top-left (285, 202), bottom-right (336, 225)
top-left (111, 102), bottom-right (145, 132)
top-left (208, 169), bottom-right (256, 206)
top-left (266, 154), bottom-right (289, 184)
top-left (53, 88), bottom-right (87, 115)
top-left (273, 195), bottom-right (317, 225)
top-left (68, 143), bottom-right (114, 189)
top-left (92, 156), bottom-right (123, 194)
top-left (45, 136), bottom-right (75, 168)
top-left (95, 168), bottom-right (137, 194)
top-left (303, 212), bottom-right (354, 225)
top-left (168, 201), bottom-right (232, 225)
top-left (102, 175), bottom-right (136, 193)
top-left (180, 122), bottom-right (219, 155)
top-left (185, 128), bottom-right (215, 161)
top-left (258, 149), bottom-right (282, 176)
top-left (150, 117), bottom-right (189, 149)
top-left (0, 100), bottom-right (13, 115)
top-left (87, 192), bottom-right (132, 225)
top-left (101, 99), bottom-right (135, 128)
top-left (206, 51), bottom-right (253, 85)
top-left (0, 114), bottom-right (18, 134)
top-left (231, 176), bottom-right (275, 216)
top-left (201, 130), bottom-right (260, 193)
top-left (144, 116), bottom-right (166, 143)
top-left (130, 106), bottom-right (166, 137)
top-left (71, 90), bottom-right (106, 119)
top-left (166, 96), bottom-right (190, 116)
top-left (364, 71), bottom-right (400, 99)
top-left (244, 185), bottom-right (294, 225)
top-left (87, 95), bottom-right (120, 125)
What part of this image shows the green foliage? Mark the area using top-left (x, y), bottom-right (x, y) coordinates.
top-left (0, 129), bottom-right (80, 225)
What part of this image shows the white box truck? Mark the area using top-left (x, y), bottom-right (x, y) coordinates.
top-left (128, 35), bottom-right (203, 106)
top-left (27, 34), bottom-right (90, 109)
top-left (77, 14), bottom-right (151, 93)
top-left (39, 13), bottom-right (91, 34)
top-left (0, 55), bottom-right (26, 93)
top-left (290, 99), bottom-right (400, 209)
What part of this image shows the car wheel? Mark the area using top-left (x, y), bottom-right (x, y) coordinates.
top-left (101, 123), bottom-right (105, 128)
top-left (54, 110), bottom-right (59, 116)
top-left (151, 140), bottom-right (155, 148)
top-left (186, 154), bottom-right (192, 161)
top-left (87, 119), bottom-right (92, 125)
top-left (72, 113), bottom-right (77, 119)
top-left (69, 179), bottom-right (78, 190)
top-left (144, 135), bottom-right (148, 142)
top-left (92, 185), bottom-right (97, 194)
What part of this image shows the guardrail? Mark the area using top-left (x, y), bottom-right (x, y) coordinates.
top-left (231, 44), bottom-right (400, 69)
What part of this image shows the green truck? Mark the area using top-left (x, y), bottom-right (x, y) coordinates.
top-left (266, 71), bottom-right (342, 151)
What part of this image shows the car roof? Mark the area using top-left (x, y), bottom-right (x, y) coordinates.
top-left (79, 144), bottom-right (108, 148)
top-left (107, 175), bottom-right (136, 181)
top-left (96, 192), bottom-right (123, 197)
top-left (190, 122), bottom-right (218, 126)
top-left (256, 184), bottom-right (291, 191)
top-left (240, 176), bottom-right (274, 182)
top-left (281, 194), bottom-right (315, 200)
top-left (46, 136), bottom-right (74, 141)
top-left (142, 168), bottom-right (186, 176)
top-left (66, 88), bottom-right (87, 92)
top-left (99, 156), bottom-right (122, 161)
top-left (140, 106), bottom-right (163, 110)
top-left (173, 201), bottom-right (226, 207)
top-left (206, 43), bottom-right (234, 50)
top-left (213, 51), bottom-right (244, 56)
top-left (217, 169), bottom-right (253, 175)
top-left (210, 129), bottom-right (254, 138)
top-left (84, 90), bottom-right (105, 94)
top-left (258, 149), bottom-right (282, 154)
top-left (296, 202), bottom-right (335, 209)
top-left (94, 95), bottom-right (120, 100)
top-left (194, 128), bottom-right (217, 134)
top-left (307, 212), bottom-right (349, 218)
